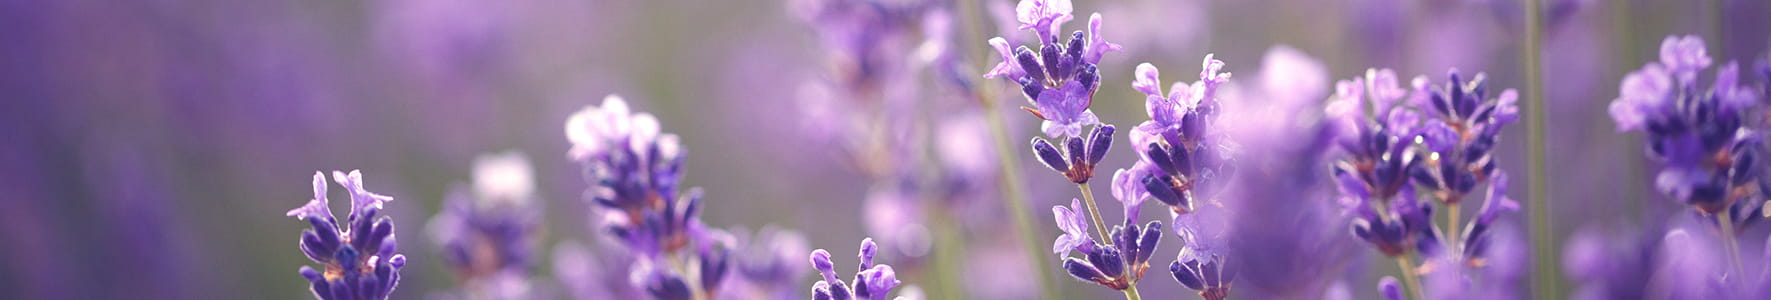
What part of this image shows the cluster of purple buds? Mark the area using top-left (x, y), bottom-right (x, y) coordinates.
top-left (1031, 124), bottom-right (1115, 183)
top-left (809, 238), bottom-right (906, 300)
top-left (286, 170), bottom-right (407, 300)
top-left (1169, 217), bottom-right (1236, 300)
top-left (566, 95), bottom-right (733, 300)
top-left (1412, 71), bottom-right (1520, 205)
top-left (1328, 69), bottom-right (1437, 257)
top-left (986, 0), bottom-right (1120, 138)
top-left (1051, 199), bottom-right (1163, 291)
top-left (428, 152), bottom-right (541, 295)
top-left (1609, 35), bottom-right (1765, 215)
top-left (1127, 57), bottom-right (1235, 216)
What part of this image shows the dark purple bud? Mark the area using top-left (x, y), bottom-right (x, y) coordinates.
top-left (1089, 244), bottom-right (1125, 277)
top-left (649, 276), bottom-right (692, 300)
top-left (1144, 175), bottom-right (1184, 208)
top-left (1065, 31), bottom-right (1086, 62)
top-left (1031, 138), bottom-right (1069, 173)
top-left (1018, 77), bottom-right (1043, 100)
top-left (1145, 143), bottom-right (1178, 175)
top-left (1170, 145), bottom-right (1194, 177)
top-left (1171, 261), bottom-right (1204, 290)
top-left (1041, 43), bottom-right (1063, 83)
top-left (701, 244), bottom-right (732, 292)
top-left (1137, 221), bottom-right (1162, 264)
top-left (1088, 125), bottom-right (1115, 164)
top-left (1015, 46), bottom-right (1047, 84)
top-left (1065, 136), bottom-right (1087, 165)
top-left (812, 281), bottom-right (833, 300)
top-left (1078, 64), bottom-right (1099, 92)
top-left (1063, 257), bottom-right (1106, 282)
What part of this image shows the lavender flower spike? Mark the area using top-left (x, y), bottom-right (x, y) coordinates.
top-left (991, 0), bottom-right (1121, 138)
top-left (809, 238), bottom-right (908, 300)
top-left (1129, 56), bottom-right (1235, 216)
top-left (428, 152), bottom-right (541, 298)
top-left (288, 170), bottom-right (406, 300)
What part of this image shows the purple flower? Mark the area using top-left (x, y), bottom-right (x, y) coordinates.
top-left (1608, 35), bottom-right (1763, 214)
top-left (287, 170), bottom-right (407, 300)
top-left (809, 238), bottom-right (907, 300)
top-left (1410, 70), bottom-right (1522, 205)
top-left (733, 227), bottom-right (810, 299)
top-left (988, 1), bottom-right (1120, 138)
top-left (1052, 198), bottom-right (1092, 257)
top-left (1127, 56), bottom-right (1236, 217)
top-left (427, 152), bottom-right (542, 297)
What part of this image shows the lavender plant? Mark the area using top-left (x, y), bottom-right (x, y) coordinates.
top-left (286, 170), bottom-right (408, 300)
top-left (566, 95), bottom-right (734, 300)
top-left (1608, 35), bottom-right (1769, 297)
top-left (1124, 57), bottom-right (1240, 300)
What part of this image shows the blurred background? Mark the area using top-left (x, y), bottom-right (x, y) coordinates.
top-left (1, 0), bottom-right (1768, 299)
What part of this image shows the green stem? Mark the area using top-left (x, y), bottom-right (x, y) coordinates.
top-left (1396, 256), bottom-right (1425, 300)
top-left (1523, 0), bottom-right (1556, 298)
top-left (959, 0), bottom-right (1060, 298)
top-left (1447, 202), bottom-right (1460, 253)
top-left (1121, 286), bottom-right (1142, 300)
top-left (1078, 183), bottom-right (1113, 246)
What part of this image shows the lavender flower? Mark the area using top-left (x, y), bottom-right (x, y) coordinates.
top-left (1411, 70), bottom-right (1520, 205)
top-left (987, 0), bottom-right (1120, 138)
top-left (1128, 56), bottom-right (1235, 216)
top-left (566, 95), bottom-right (733, 299)
top-left (427, 152), bottom-right (542, 298)
top-left (1328, 69), bottom-right (1434, 257)
top-left (1030, 124), bottom-right (1115, 183)
top-left (809, 238), bottom-right (907, 300)
top-left (286, 170), bottom-right (407, 300)
top-left (1608, 35), bottom-right (1763, 215)
top-left (733, 226), bottom-right (811, 299)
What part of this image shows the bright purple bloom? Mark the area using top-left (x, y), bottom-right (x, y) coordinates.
top-left (1608, 35), bottom-right (1763, 215)
top-left (988, 0), bottom-right (1120, 138)
top-left (1378, 277), bottom-right (1402, 300)
top-left (287, 170), bottom-right (407, 300)
top-left (1052, 198), bottom-right (1092, 257)
top-left (1127, 56), bottom-right (1235, 217)
top-left (809, 238), bottom-right (907, 300)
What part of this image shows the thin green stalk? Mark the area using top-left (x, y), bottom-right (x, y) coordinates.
top-left (1077, 183), bottom-right (1112, 245)
top-left (1523, 0), bottom-right (1556, 298)
top-left (928, 205), bottom-right (971, 300)
top-left (1122, 287), bottom-right (1142, 300)
top-left (961, 0), bottom-right (1060, 298)
top-left (1396, 256), bottom-right (1425, 300)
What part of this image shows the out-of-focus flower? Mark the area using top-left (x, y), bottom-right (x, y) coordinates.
top-left (1608, 35), bottom-right (1763, 216)
top-left (987, 0), bottom-right (1120, 138)
top-left (810, 238), bottom-right (908, 300)
top-left (565, 95), bottom-right (734, 299)
top-left (732, 226), bottom-right (810, 300)
top-left (287, 170), bottom-right (407, 300)
top-left (427, 152), bottom-right (543, 299)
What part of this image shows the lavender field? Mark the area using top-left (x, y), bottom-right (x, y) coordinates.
top-left (2, 0), bottom-right (1770, 299)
